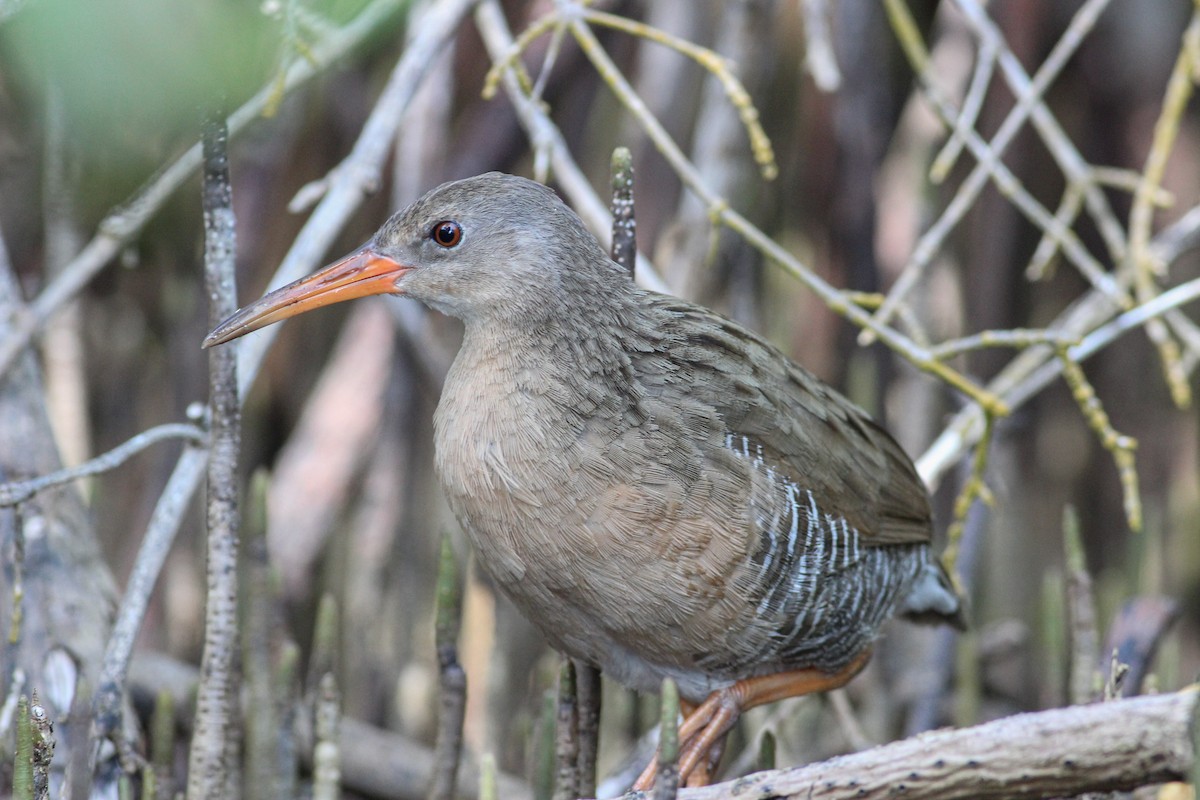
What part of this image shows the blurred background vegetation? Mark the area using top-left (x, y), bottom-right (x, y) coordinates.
top-left (0, 0), bottom-right (1198, 797)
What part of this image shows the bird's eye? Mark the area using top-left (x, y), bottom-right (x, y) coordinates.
top-left (431, 221), bottom-right (463, 248)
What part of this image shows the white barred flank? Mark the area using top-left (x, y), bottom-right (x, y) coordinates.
top-left (715, 433), bottom-right (933, 674)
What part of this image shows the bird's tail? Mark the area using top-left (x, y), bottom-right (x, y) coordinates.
top-left (899, 558), bottom-right (968, 630)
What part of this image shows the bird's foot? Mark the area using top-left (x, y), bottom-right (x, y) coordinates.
top-left (630, 650), bottom-right (872, 791)
top-left (631, 688), bottom-right (740, 791)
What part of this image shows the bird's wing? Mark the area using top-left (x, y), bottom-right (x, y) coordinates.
top-left (645, 296), bottom-right (932, 548)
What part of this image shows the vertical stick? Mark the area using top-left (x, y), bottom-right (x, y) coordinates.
top-left (274, 641), bottom-right (301, 800)
top-left (14, 695), bottom-right (33, 800)
top-left (573, 659), bottom-right (601, 799)
top-left (149, 690), bottom-right (176, 800)
top-left (430, 536), bottom-right (467, 800)
top-left (1063, 506), bottom-right (1099, 705)
top-left (187, 113), bottom-right (243, 800)
top-left (654, 678), bottom-right (679, 800)
top-left (243, 470), bottom-right (277, 800)
top-left (610, 147), bottom-right (637, 278)
top-left (551, 660), bottom-right (578, 800)
top-left (311, 673), bottom-right (341, 800)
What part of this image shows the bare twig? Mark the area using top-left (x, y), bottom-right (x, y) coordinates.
top-left (1129, 6), bottom-right (1200, 407)
top-left (601, 689), bottom-right (1200, 800)
top-left (1151, 202), bottom-right (1200, 266)
top-left (29, 691), bottom-right (54, 800)
top-left (801, 0), bottom-right (841, 91)
top-left (610, 147), bottom-right (637, 277)
top-left (927, 329), bottom-right (1079, 361)
top-left (243, 471), bottom-right (280, 800)
top-left (87, 443), bottom-right (208, 776)
top-left (929, 34), bottom-right (995, 183)
top-left (187, 114), bottom-right (243, 800)
top-left (312, 673), bottom-right (341, 800)
top-left (1062, 506), bottom-right (1100, 705)
top-left (5, 499), bottom-right (25, 689)
top-left (430, 537), bottom-right (467, 800)
top-left (1056, 347), bottom-right (1141, 531)
top-left (0, 423), bottom-right (206, 507)
top-left (14, 695), bottom-right (33, 800)
top-left (654, 678), bottom-right (680, 800)
top-left (552, 660), bottom-right (579, 800)
top-left (149, 691), bottom-right (176, 800)
top-left (307, 594), bottom-right (339, 701)
top-left (574, 661), bottom-right (602, 799)
top-left (942, 413), bottom-right (994, 574)
top-left (273, 643), bottom-right (300, 800)
top-left (40, 83), bottom-right (89, 471)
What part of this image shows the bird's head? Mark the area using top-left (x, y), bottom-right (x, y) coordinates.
top-left (203, 172), bottom-right (617, 348)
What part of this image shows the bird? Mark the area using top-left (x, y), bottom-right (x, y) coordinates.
top-left (204, 172), bottom-right (964, 789)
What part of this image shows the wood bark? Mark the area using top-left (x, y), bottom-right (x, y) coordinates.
top-left (604, 689), bottom-right (1199, 800)
top-left (187, 116), bottom-right (243, 800)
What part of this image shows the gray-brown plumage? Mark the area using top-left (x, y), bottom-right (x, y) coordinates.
top-left (205, 172), bottom-right (963, 785)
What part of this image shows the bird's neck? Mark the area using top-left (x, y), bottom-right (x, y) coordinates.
top-left (457, 276), bottom-right (649, 386)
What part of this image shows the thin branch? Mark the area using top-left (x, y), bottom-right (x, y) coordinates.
top-left (1101, 596), bottom-right (1180, 697)
top-left (928, 329), bottom-right (1078, 361)
top-left (430, 537), bottom-right (467, 800)
top-left (800, 0), bottom-right (841, 91)
top-left (552, 660), bottom-right (579, 800)
top-left (610, 146), bottom-right (637, 277)
top-left (579, 8), bottom-right (777, 180)
top-left (653, 678), bottom-right (680, 800)
top-left (574, 661), bottom-right (602, 799)
top-left (1126, 4), bottom-right (1200, 408)
top-left (1026, 184), bottom-right (1084, 281)
top-left (1062, 507), bottom-right (1100, 705)
top-left (484, 5), bottom-right (779, 180)
top-left (311, 674), bottom-right (341, 800)
top-left (1058, 347), bottom-right (1141, 530)
top-left (1071, 275), bottom-right (1200, 363)
top-left (942, 412), bottom-right (994, 576)
top-left (0, 424), bottom-right (206, 507)
top-left (1151, 202), bottom-right (1200, 266)
top-left (929, 35), bottom-right (996, 183)
top-left (86, 444), bottom-right (208, 776)
top-left (187, 114), bottom-right (243, 800)
top-left (955, 0), bottom-right (1200, 377)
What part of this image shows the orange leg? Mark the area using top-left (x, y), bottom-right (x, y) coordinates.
top-left (632, 649), bottom-right (872, 791)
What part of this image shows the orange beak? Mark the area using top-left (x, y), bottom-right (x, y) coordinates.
top-left (202, 246), bottom-right (410, 348)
